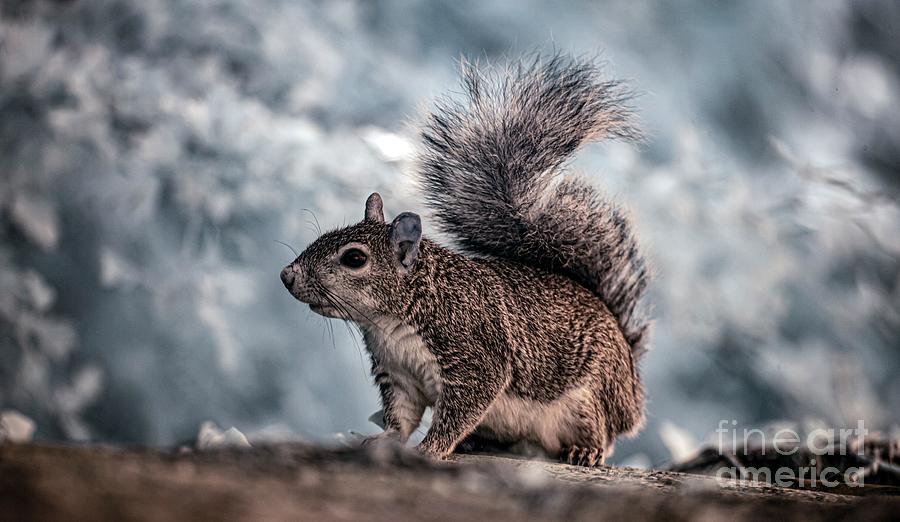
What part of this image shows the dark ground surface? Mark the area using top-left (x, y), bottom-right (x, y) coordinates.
top-left (1, 442), bottom-right (899, 521)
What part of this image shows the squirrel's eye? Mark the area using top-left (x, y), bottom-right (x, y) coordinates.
top-left (339, 248), bottom-right (368, 269)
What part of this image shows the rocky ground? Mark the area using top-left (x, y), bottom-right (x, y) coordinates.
top-left (1, 442), bottom-right (898, 521)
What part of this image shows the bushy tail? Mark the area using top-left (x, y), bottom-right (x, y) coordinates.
top-left (418, 54), bottom-right (651, 358)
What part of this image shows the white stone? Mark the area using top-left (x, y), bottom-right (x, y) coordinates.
top-left (0, 410), bottom-right (36, 443)
top-left (195, 421), bottom-right (251, 450)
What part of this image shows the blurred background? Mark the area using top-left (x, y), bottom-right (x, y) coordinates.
top-left (1, 0), bottom-right (898, 466)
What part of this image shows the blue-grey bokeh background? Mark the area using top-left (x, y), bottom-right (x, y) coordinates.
top-left (1, 0), bottom-right (898, 465)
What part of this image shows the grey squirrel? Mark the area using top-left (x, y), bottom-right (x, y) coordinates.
top-left (281, 54), bottom-right (650, 466)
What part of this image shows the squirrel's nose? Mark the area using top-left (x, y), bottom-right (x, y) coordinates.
top-left (281, 263), bottom-right (300, 290)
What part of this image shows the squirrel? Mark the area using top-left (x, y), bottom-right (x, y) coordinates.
top-left (281, 54), bottom-right (650, 466)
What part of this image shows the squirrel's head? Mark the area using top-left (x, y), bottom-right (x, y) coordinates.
top-left (280, 192), bottom-right (422, 323)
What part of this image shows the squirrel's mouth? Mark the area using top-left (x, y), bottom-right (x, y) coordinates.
top-left (286, 293), bottom-right (343, 318)
top-left (308, 302), bottom-right (349, 319)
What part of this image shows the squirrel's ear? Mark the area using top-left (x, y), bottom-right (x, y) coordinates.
top-left (364, 192), bottom-right (385, 223)
top-left (390, 212), bottom-right (421, 271)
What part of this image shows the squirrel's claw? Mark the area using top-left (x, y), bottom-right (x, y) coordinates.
top-left (563, 445), bottom-right (604, 467)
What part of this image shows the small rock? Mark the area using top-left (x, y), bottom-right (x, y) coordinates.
top-left (222, 427), bottom-right (251, 447)
top-left (0, 410), bottom-right (36, 443)
top-left (195, 421), bottom-right (251, 450)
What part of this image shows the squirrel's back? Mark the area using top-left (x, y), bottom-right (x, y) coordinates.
top-left (418, 53), bottom-right (652, 358)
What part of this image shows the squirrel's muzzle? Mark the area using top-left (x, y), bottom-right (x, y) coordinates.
top-left (281, 263), bottom-right (301, 291)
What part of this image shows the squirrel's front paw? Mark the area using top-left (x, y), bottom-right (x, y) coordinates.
top-left (360, 430), bottom-right (402, 448)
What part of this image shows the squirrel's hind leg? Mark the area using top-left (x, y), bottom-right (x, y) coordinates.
top-left (559, 391), bottom-right (611, 467)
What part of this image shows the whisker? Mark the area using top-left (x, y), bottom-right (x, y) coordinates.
top-left (274, 240), bottom-right (299, 257)
top-left (316, 290), bottom-right (339, 351)
top-left (300, 208), bottom-right (322, 235)
top-left (327, 317), bottom-right (337, 351)
top-left (320, 293), bottom-right (385, 378)
top-left (343, 320), bottom-right (363, 351)
top-left (340, 319), bottom-right (368, 378)
top-left (317, 286), bottom-right (369, 376)
top-left (304, 221), bottom-right (319, 236)
top-left (320, 287), bottom-right (381, 329)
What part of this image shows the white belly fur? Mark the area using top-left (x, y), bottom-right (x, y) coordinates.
top-left (365, 317), bottom-right (585, 453)
top-left (365, 317), bottom-right (442, 406)
top-left (480, 386), bottom-right (591, 453)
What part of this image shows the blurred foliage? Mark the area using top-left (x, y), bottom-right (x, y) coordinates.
top-left (0, 0), bottom-right (897, 464)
